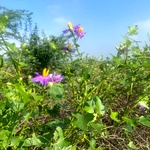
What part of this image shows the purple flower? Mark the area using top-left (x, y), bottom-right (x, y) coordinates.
top-left (30, 68), bottom-right (63, 86)
top-left (62, 22), bottom-right (86, 38)
top-left (62, 43), bottom-right (75, 53)
top-left (73, 25), bottom-right (86, 38)
top-left (30, 68), bottom-right (51, 86)
top-left (62, 29), bottom-right (70, 34)
top-left (139, 105), bottom-right (147, 110)
top-left (50, 72), bottom-right (63, 84)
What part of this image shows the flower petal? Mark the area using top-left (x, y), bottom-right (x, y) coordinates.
top-left (62, 29), bottom-right (69, 34)
top-left (30, 75), bottom-right (43, 82)
top-left (50, 73), bottom-right (63, 83)
top-left (30, 74), bottom-right (50, 86)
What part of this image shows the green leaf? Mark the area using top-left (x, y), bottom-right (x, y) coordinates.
top-left (15, 83), bottom-right (30, 104)
top-left (49, 42), bottom-right (57, 49)
top-left (89, 138), bottom-right (96, 150)
top-left (142, 60), bottom-right (150, 68)
top-left (113, 55), bottom-right (121, 62)
top-left (95, 96), bottom-right (106, 115)
top-left (53, 127), bottom-right (69, 149)
top-left (82, 67), bottom-right (91, 80)
top-left (23, 112), bottom-right (31, 120)
top-left (139, 116), bottom-right (150, 127)
top-left (23, 133), bottom-right (42, 147)
top-left (124, 38), bottom-right (132, 47)
top-left (123, 123), bottom-right (133, 132)
top-left (30, 93), bottom-right (43, 103)
top-left (32, 133), bottom-right (42, 146)
top-left (23, 138), bottom-right (32, 147)
top-left (84, 100), bottom-right (94, 113)
top-left (18, 61), bottom-right (27, 67)
top-left (0, 100), bottom-right (6, 115)
top-left (10, 136), bottom-right (20, 147)
top-left (61, 145), bottom-right (77, 150)
top-left (0, 55), bottom-right (3, 68)
top-left (84, 105), bottom-right (94, 113)
top-left (0, 15), bottom-right (8, 32)
top-left (122, 117), bottom-right (137, 127)
top-left (89, 122), bottom-right (104, 134)
top-left (0, 130), bottom-right (9, 141)
top-left (128, 25), bottom-right (138, 35)
top-left (22, 43), bottom-right (27, 49)
top-left (128, 141), bottom-right (136, 149)
top-left (5, 42), bottom-right (18, 52)
top-left (110, 111), bottom-right (121, 123)
top-left (73, 113), bottom-right (94, 130)
top-left (48, 85), bottom-right (64, 101)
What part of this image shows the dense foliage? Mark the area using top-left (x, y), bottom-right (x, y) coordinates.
top-left (0, 7), bottom-right (150, 150)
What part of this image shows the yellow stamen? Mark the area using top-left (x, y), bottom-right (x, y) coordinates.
top-left (42, 68), bottom-right (49, 77)
top-left (78, 27), bottom-right (84, 33)
top-left (68, 22), bottom-right (73, 30)
top-left (68, 43), bottom-right (71, 50)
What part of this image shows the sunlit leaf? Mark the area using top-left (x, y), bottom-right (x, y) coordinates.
top-left (122, 117), bottom-right (137, 127)
top-left (15, 83), bottom-right (30, 104)
top-left (32, 133), bottom-right (42, 146)
top-left (73, 113), bottom-right (94, 130)
top-left (128, 25), bottom-right (138, 35)
top-left (94, 96), bottom-right (107, 115)
top-left (0, 15), bottom-right (8, 32)
top-left (89, 138), bottom-right (96, 150)
top-left (23, 138), bottom-right (32, 147)
top-left (128, 141), bottom-right (136, 149)
top-left (84, 100), bottom-right (94, 113)
top-left (110, 111), bottom-right (121, 123)
top-left (139, 116), bottom-right (150, 127)
top-left (0, 130), bottom-right (9, 141)
top-left (53, 127), bottom-right (69, 148)
top-left (5, 42), bottom-right (18, 52)
top-left (10, 136), bottom-right (20, 147)
top-left (89, 122), bottom-right (104, 134)
top-left (48, 84), bottom-right (64, 101)
top-left (49, 42), bottom-right (56, 49)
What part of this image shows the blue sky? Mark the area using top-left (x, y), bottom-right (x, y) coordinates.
top-left (1, 0), bottom-right (150, 58)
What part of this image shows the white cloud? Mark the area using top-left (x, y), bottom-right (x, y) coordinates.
top-left (135, 19), bottom-right (150, 31)
top-left (46, 17), bottom-right (68, 35)
top-left (132, 19), bottom-right (150, 43)
top-left (53, 17), bottom-right (68, 25)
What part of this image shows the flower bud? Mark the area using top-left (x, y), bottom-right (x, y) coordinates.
top-left (47, 82), bottom-right (53, 87)
top-left (67, 22), bottom-right (73, 30)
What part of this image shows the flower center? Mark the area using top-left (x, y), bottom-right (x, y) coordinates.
top-left (42, 68), bottom-right (49, 77)
top-left (78, 27), bottom-right (83, 33)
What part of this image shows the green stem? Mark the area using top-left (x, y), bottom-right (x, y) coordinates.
top-left (0, 34), bottom-right (20, 76)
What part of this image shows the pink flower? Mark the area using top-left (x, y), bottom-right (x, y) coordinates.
top-left (50, 72), bottom-right (63, 84)
top-left (62, 43), bottom-right (75, 53)
top-left (62, 22), bottom-right (86, 38)
top-left (30, 68), bottom-right (63, 86)
top-left (139, 105), bottom-right (146, 110)
top-left (73, 24), bottom-right (86, 38)
top-left (30, 68), bottom-right (50, 86)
